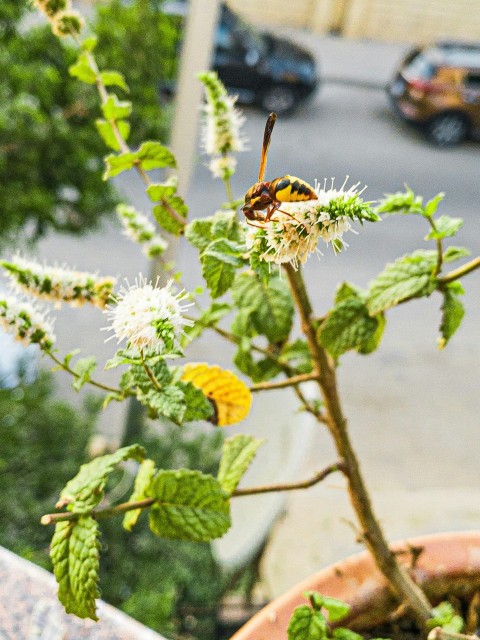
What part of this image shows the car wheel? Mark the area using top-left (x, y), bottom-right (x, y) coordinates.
top-left (426, 112), bottom-right (469, 146)
top-left (259, 85), bottom-right (299, 115)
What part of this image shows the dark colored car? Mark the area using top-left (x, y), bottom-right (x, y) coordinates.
top-left (164, 2), bottom-right (318, 115)
top-left (387, 40), bottom-right (480, 145)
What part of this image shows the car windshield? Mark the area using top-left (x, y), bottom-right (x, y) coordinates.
top-left (221, 6), bottom-right (268, 57)
top-left (403, 53), bottom-right (436, 80)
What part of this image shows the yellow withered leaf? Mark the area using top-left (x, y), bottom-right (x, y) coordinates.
top-left (181, 363), bottom-right (252, 427)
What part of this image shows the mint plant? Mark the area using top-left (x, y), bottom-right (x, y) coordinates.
top-left (2, 2), bottom-right (480, 635)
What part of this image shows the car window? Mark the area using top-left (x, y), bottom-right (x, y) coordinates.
top-left (464, 71), bottom-right (480, 89)
top-left (403, 53), bottom-right (436, 80)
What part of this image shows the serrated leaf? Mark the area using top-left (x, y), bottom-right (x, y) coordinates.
top-left (153, 195), bottom-right (188, 236)
top-left (423, 192), bottom-right (445, 218)
top-left (69, 52), bottom-right (97, 84)
top-left (287, 605), bottom-right (328, 640)
top-left (428, 601), bottom-right (463, 631)
top-left (72, 356), bottom-right (97, 392)
top-left (367, 250), bottom-right (438, 315)
top-left (100, 70), bottom-right (129, 92)
top-left (233, 342), bottom-right (282, 383)
top-left (211, 209), bottom-right (244, 243)
top-left (201, 254), bottom-right (237, 298)
top-left (218, 434), bottom-right (265, 494)
top-left (425, 215), bottom-right (463, 240)
top-left (181, 363), bottom-right (252, 426)
top-left (232, 273), bottom-right (294, 343)
top-left (319, 289), bottom-right (383, 358)
top-left (135, 141), bottom-right (176, 170)
top-left (148, 470), bottom-right (231, 541)
top-left (96, 119), bottom-right (130, 151)
top-left (376, 186), bottom-right (424, 215)
top-left (140, 384), bottom-right (187, 424)
top-left (443, 246), bottom-right (471, 263)
top-left (185, 218), bottom-right (214, 252)
top-left (279, 340), bottom-right (313, 374)
top-left (101, 94), bottom-right (132, 121)
top-left (438, 284), bottom-right (465, 348)
top-left (202, 238), bottom-right (246, 266)
top-left (334, 282), bottom-right (361, 304)
top-left (59, 444), bottom-right (145, 512)
top-left (123, 459), bottom-right (156, 532)
top-left (178, 380), bottom-right (215, 422)
top-left (51, 517), bottom-right (100, 620)
top-left (103, 151), bottom-right (136, 179)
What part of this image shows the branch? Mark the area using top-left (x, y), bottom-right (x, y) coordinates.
top-left (250, 372), bottom-right (319, 392)
top-left (46, 350), bottom-right (122, 395)
top-left (40, 462), bottom-right (346, 525)
top-left (428, 628), bottom-right (480, 640)
top-left (40, 497), bottom-right (155, 525)
top-left (231, 461), bottom-right (346, 497)
top-left (437, 256), bottom-right (480, 284)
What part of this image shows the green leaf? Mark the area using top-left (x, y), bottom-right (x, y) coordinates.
top-left (423, 192), bottom-right (445, 218)
top-left (332, 629), bottom-right (364, 640)
top-left (186, 302), bottom-right (232, 340)
top-left (428, 601), bottom-right (464, 632)
top-left (123, 459), bottom-right (156, 532)
top-left (317, 595), bottom-right (350, 622)
top-left (96, 118), bottom-right (130, 151)
top-left (178, 380), bottom-right (215, 422)
top-left (218, 434), bottom-right (265, 495)
top-left (232, 273), bottom-right (294, 343)
top-left (72, 356), bottom-right (97, 392)
top-left (287, 605), bottom-right (328, 640)
top-left (135, 141), bottom-right (176, 170)
top-left (69, 52), bottom-right (97, 84)
top-left (319, 287), bottom-right (384, 358)
top-left (201, 254), bottom-right (237, 299)
top-left (140, 384), bottom-right (187, 424)
top-left (101, 93), bottom-right (132, 121)
top-left (279, 340), bottom-right (313, 374)
top-left (148, 470), bottom-right (231, 541)
top-left (146, 178), bottom-right (177, 202)
top-left (233, 342), bottom-right (282, 383)
top-left (152, 195), bottom-right (188, 236)
top-left (51, 517), bottom-right (100, 620)
top-left (367, 251), bottom-right (438, 315)
top-left (81, 36), bottom-right (98, 51)
top-left (425, 215), bottom-right (463, 240)
top-left (443, 246), bottom-right (471, 263)
top-left (376, 186), bottom-right (424, 215)
top-left (103, 151), bottom-right (136, 179)
top-left (100, 70), bottom-right (129, 92)
top-left (185, 218), bottom-right (214, 252)
top-left (438, 284), bottom-right (465, 348)
top-left (59, 444), bottom-right (146, 513)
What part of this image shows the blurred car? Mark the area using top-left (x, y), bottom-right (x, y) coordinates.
top-left (387, 40), bottom-right (480, 145)
top-left (164, 2), bottom-right (319, 115)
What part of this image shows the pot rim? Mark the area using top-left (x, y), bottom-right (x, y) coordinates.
top-left (231, 530), bottom-right (480, 640)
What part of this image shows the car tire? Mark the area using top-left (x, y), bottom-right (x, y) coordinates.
top-left (426, 112), bottom-right (469, 146)
top-left (259, 84), bottom-right (299, 115)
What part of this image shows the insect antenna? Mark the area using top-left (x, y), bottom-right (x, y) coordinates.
top-left (258, 112), bottom-right (277, 182)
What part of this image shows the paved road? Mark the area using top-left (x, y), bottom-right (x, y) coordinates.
top-left (31, 34), bottom-right (480, 596)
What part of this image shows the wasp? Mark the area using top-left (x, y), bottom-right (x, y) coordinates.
top-left (242, 112), bottom-right (317, 228)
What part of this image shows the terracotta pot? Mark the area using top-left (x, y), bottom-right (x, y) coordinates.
top-left (231, 531), bottom-right (480, 640)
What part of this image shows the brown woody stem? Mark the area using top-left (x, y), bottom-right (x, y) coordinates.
top-left (283, 262), bottom-right (432, 625)
top-left (250, 372), bottom-right (319, 392)
top-left (40, 462), bottom-right (344, 525)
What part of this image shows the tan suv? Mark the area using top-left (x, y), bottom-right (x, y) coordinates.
top-left (387, 41), bottom-right (480, 145)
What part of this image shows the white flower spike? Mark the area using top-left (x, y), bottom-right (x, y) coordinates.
top-left (104, 276), bottom-right (193, 354)
top-left (0, 296), bottom-right (55, 349)
top-left (249, 178), bottom-right (378, 269)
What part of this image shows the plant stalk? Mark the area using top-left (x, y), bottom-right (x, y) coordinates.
top-left (283, 263), bottom-right (432, 625)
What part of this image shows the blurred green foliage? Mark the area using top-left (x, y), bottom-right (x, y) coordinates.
top-left (0, 365), bottom-right (227, 638)
top-left (94, 0), bottom-right (182, 147)
top-left (0, 369), bottom-right (98, 567)
top-left (0, 0), bottom-right (180, 247)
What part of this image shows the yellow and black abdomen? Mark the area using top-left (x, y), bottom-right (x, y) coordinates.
top-left (270, 175), bottom-right (317, 202)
